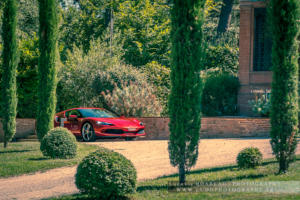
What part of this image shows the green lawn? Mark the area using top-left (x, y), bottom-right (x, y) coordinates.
top-left (0, 141), bottom-right (99, 177)
top-left (47, 155), bottom-right (300, 200)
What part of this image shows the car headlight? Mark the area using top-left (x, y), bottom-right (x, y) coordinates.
top-left (96, 121), bottom-right (113, 126)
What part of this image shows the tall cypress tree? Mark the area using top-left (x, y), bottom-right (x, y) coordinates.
top-left (269, 0), bottom-right (299, 173)
top-left (1, 0), bottom-right (18, 148)
top-left (168, 0), bottom-right (205, 184)
top-left (37, 0), bottom-right (58, 141)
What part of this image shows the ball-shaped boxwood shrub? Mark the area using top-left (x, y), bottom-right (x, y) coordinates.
top-left (40, 127), bottom-right (77, 159)
top-left (237, 147), bottom-right (263, 169)
top-left (75, 148), bottom-right (137, 199)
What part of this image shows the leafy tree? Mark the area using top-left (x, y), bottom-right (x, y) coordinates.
top-left (115, 0), bottom-right (171, 67)
top-left (1, 0), bottom-right (18, 147)
top-left (18, 0), bottom-right (39, 39)
top-left (168, 0), bottom-right (205, 184)
top-left (37, 0), bottom-right (58, 141)
top-left (60, 0), bottom-right (171, 67)
top-left (17, 35), bottom-right (39, 118)
top-left (269, 0), bottom-right (299, 173)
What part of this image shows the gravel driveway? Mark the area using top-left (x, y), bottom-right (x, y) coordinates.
top-left (0, 138), bottom-right (299, 200)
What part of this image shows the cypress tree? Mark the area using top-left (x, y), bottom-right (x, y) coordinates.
top-left (1, 0), bottom-right (18, 148)
top-left (168, 0), bottom-right (205, 184)
top-left (37, 0), bottom-right (58, 141)
top-left (269, 0), bottom-right (299, 173)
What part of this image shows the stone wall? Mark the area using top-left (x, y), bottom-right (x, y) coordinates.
top-left (137, 117), bottom-right (270, 140)
top-left (0, 119), bottom-right (36, 142)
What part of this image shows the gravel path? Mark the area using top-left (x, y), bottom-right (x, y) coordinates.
top-left (0, 138), bottom-right (299, 200)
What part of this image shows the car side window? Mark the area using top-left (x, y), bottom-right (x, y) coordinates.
top-left (65, 110), bottom-right (82, 118)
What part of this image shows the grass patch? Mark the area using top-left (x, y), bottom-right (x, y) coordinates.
top-left (47, 156), bottom-right (300, 200)
top-left (0, 141), bottom-right (99, 177)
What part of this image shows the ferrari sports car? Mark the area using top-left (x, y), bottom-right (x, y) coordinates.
top-left (54, 108), bottom-right (146, 142)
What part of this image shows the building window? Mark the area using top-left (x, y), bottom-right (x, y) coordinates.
top-left (253, 8), bottom-right (272, 71)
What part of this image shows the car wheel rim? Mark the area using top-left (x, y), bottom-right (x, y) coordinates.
top-left (82, 123), bottom-right (92, 141)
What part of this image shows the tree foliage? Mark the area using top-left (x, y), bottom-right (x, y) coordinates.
top-left (37, 0), bottom-right (58, 141)
top-left (168, 0), bottom-right (205, 184)
top-left (1, 0), bottom-right (18, 147)
top-left (17, 35), bottom-right (39, 118)
top-left (60, 0), bottom-right (171, 67)
top-left (269, 0), bottom-right (299, 173)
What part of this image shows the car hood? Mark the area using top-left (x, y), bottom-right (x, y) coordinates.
top-left (87, 117), bottom-right (142, 127)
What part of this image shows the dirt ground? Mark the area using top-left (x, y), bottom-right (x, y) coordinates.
top-left (0, 138), bottom-right (299, 200)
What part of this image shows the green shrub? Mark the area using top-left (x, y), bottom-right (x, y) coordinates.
top-left (142, 61), bottom-right (171, 116)
top-left (203, 45), bottom-right (239, 75)
top-left (92, 64), bottom-right (147, 95)
top-left (57, 39), bottom-right (124, 111)
top-left (102, 81), bottom-right (162, 117)
top-left (237, 147), bottom-right (263, 169)
top-left (201, 73), bottom-right (240, 116)
top-left (248, 94), bottom-right (270, 117)
top-left (75, 148), bottom-right (137, 199)
top-left (40, 127), bottom-right (77, 159)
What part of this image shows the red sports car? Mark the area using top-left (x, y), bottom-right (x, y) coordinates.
top-left (54, 107), bottom-right (146, 142)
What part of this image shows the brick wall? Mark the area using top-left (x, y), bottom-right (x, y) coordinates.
top-left (0, 119), bottom-right (36, 142)
top-left (0, 117), bottom-right (271, 141)
top-left (137, 117), bottom-right (270, 140)
top-left (238, 0), bottom-right (272, 116)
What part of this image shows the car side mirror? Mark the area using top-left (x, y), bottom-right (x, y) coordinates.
top-left (68, 114), bottom-right (78, 121)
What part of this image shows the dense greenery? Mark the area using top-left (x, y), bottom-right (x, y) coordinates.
top-left (56, 39), bottom-right (162, 117)
top-left (40, 127), bottom-right (77, 159)
top-left (237, 147), bottom-right (263, 169)
top-left (269, 0), bottom-right (299, 173)
top-left (17, 36), bottom-right (39, 118)
top-left (76, 148), bottom-right (137, 199)
top-left (168, 0), bottom-right (205, 184)
top-left (201, 73), bottom-right (239, 116)
top-left (37, 0), bottom-right (58, 141)
top-left (0, 0), bottom-right (240, 118)
top-left (1, 0), bottom-right (18, 148)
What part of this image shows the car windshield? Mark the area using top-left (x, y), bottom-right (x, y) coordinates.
top-left (79, 109), bottom-right (118, 118)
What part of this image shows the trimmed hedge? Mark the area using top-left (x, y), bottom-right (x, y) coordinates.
top-left (75, 148), bottom-right (137, 199)
top-left (202, 73), bottom-right (240, 116)
top-left (237, 147), bottom-right (263, 169)
top-left (40, 127), bottom-right (77, 159)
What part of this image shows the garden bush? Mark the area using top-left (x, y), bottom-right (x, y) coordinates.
top-left (248, 94), bottom-right (270, 117)
top-left (142, 61), bottom-right (170, 116)
top-left (237, 147), bottom-right (263, 169)
top-left (40, 127), bottom-right (77, 159)
top-left (75, 148), bottom-right (137, 199)
top-left (201, 73), bottom-right (240, 116)
top-left (203, 45), bottom-right (239, 74)
top-left (56, 39), bottom-right (124, 111)
top-left (102, 81), bottom-right (162, 117)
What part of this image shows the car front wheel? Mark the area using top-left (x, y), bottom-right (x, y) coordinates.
top-left (81, 122), bottom-right (96, 142)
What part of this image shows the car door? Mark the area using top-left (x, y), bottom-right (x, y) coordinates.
top-left (65, 109), bottom-right (82, 136)
top-left (64, 110), bottom-right (73, 131)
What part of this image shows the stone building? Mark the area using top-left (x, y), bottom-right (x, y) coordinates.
top-left (238, 0), bottom-right (272, 116)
